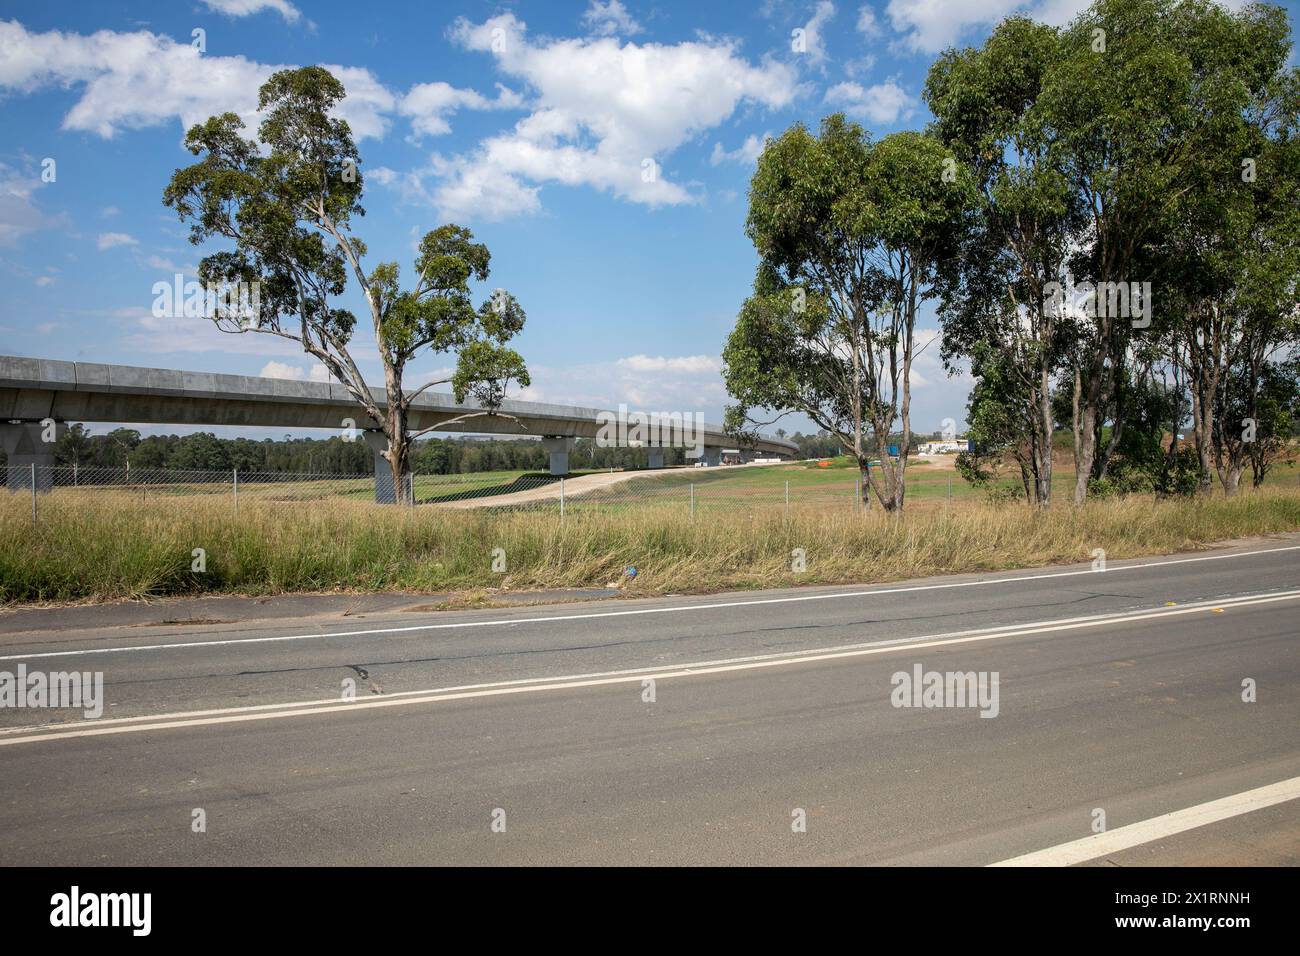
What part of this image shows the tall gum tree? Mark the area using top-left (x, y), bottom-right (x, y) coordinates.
top-left (1148, 6), bottom-right (1299, 496)
top-left (1037, 0), bottom-right (1292, 502)
top-left (163, 67), bottom-right (529, 503)
top-left (925, 16), bottom-right (1075, 508)
top-left (723, 116), bottom-right (974, 511)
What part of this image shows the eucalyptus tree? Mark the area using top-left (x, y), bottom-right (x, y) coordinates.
top-left (925, 15), bottom-right (1074, 507)
top-left (163, 67), bottom-right (529, 502)
top-left (1143, 5), bottom-right (1299, 495)
top-left (723, 116), bottom-right (973, 511)
top-left (1038, 0), bottom-right (1298, 501)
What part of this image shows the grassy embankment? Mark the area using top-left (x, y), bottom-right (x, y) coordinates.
top-left (3, 465), bottom-right (1299, 604)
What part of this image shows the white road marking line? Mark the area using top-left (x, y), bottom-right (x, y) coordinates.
top-left (3, 542), bottom-right (1298, 663)
top-left (2, 589), bottom-right (1295, 747)
top-left (988, 776), bottom-right (1300, 866)
top-left (1, 588), bottom-right (1290, 737)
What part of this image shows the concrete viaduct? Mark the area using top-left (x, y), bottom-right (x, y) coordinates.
top-left (0, 356), bottom-right (797, 501)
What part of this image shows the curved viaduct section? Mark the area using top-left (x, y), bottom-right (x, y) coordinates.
top-left (0, 356), bottom-right (797, 500)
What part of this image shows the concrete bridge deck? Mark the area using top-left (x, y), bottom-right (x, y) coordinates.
top-left (0, 356), bottom-right (797, 498)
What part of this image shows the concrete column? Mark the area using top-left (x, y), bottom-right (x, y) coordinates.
top-left (2, 421), bottom-right (64, 492)
top-left (542, 436), bottom-right (575, 476)
top-left (701, 445), bottom-right (722, 467)
top-left (363, 430), bottom-right (411, 504)
top-left (646, 447), bottom-right (665, 470)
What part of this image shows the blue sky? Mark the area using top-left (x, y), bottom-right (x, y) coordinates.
top-left (2, 0), bottom-right (1295, 440)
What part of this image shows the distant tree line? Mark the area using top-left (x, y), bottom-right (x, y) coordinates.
top-left (0, 427), bottom-right (726, 475)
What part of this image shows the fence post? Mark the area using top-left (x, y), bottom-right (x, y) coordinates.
top-left (690, 482), bottom-right (695, 520)
top-left (31, 463), bottom-right (37, 528)
top-left (559, 476), bottom-right (565, 517)
top-left (233, 467), bottom-right (239, 515)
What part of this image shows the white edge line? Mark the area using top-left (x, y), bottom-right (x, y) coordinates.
top-left (987, 776), bottom-right (1300, 866)
top-left (4, 543), bottom-right (1299, 663)
top-left (2, 588), bottom-right (1296, 747)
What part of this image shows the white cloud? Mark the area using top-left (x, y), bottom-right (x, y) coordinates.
top-left (97, 232), bottom-right (138, 250)
top-left (145, 254), bottom-right (192, 272)
top-left (856, 5), bottom-right (884, 38)
top-left (34, 276), bottom-right (54, 287)
top-left (327, 64), bottom-right (402, 141)
top-left (520, 354), bottom-right (727, 412)
top-left (797, 1), bottom-right (837, 68)
top-left (876, 0), bottom-right (1252, 59)
top-left (259, 360), bottom-right (331, 381)
top-left (710, 132), bottom-right (772, 166)
top-left (0, 163), bottom-right (59, 247)
top-left (200, 0), bottom-right (301, 22)
top-left (881, 0), bottom-right (1141, 53)
top-left (617, 354), bottom-right (720, 374)
top-left (885, 0), bottom-right (1025, 52)
top-left (0, 22), bottom-right (392, 140)
top-left (410, 13), bottom-right (800, 221)
top-left (400, 81), bottom-right (524, 138)
top-left (582, 1), bottom-right (645, 37)
top-left (824, 78), bottom-right (912, 124)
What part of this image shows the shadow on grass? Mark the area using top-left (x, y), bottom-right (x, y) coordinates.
top-left (414, 472), bottom-right (563, 504)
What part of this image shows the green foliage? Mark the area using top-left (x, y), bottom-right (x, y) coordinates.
top-left (725, 114), bottom-right (975, 510)
top-left (927, 0), bottom-right (1300, 504)
top-left (163, 67), bottom-right (529, 500)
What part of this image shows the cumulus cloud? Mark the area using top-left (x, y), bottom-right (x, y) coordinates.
top-left (0, 21), bottom-right (407, 141)
top-left (880, 0), bottom-right (1209, 53)
top-left (402, 13), bottom-right (799, 221)
top-left (259, 360), bottom-right (331, 381)
top-left (200, 0), bottom-right (301, 23)
top-left (97, 232), bottom-right (138, 250)
top-left (824, 78), bottom-right (912, 124)
top-left (581, 1), bottom-right (644, 37)
top-left (710, 132), bottom-right (772, 166)
top-left (400, 81), bottom-right (524, 138)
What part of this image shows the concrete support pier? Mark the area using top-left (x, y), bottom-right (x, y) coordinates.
top-left (646, 447), bottom-right (664, 470)
top-left (363, 430), bottom-right (412, 504)
top-left (701, 445), bottom-right (722, 467)
top-left (542, 436), bottom-right (576, 476)
top-left (2, 420), bottom-right (64, 492)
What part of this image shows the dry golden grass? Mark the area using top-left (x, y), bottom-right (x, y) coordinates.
top-left (3, 488), bottom-right (1299, 604)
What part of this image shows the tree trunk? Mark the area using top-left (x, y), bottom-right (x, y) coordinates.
top-left (383, 361), bottom-right (413, 505)
top-left (1221, 465), bottom-right (1242, 497)
top-left (1073, 370), bottom-right (1099, 504)
top-left (1034, 358), bottom-right (1054, 508)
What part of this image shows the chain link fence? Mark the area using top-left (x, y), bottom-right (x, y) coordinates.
top-left (6, 463), bottom-right (930, 524)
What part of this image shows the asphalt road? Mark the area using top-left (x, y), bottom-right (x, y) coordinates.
top-left (0, 536), bottom-right (1297, 866)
